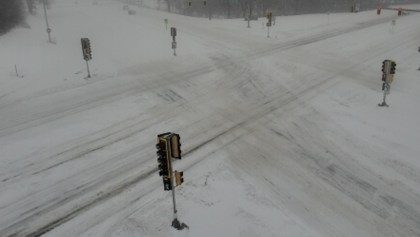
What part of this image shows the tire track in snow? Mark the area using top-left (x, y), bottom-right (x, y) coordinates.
top-left (0, 14), bottom-right (402, 237)
top-left (0, 15), bottom-right (397, 139)
top-left (0, 45), bottom-right (340, 237)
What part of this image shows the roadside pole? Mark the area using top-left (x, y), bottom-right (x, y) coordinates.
top-left (167, 145), bottom-right (178, 222)
top-left (86, 60), bottom-right (91, 78)
top-left (43, 0), bottom-right (52, 43)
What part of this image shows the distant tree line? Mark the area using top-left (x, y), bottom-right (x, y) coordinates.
top-left (164, 0), bottom-right (420, 18)
top-left (0, 0), bottom-right (25, 35)
top-left (0, 0), bottom-right (55, 35)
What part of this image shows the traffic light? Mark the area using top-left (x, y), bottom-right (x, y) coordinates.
top-left (81, 38), bottom-right (92, 61)
top-left (266, 12), bottom-right (272, 27)
top-left (418, 46), bottom-right (420, 52)
top-left (390, 61), bottom-right (396, 74)
top-left (175, 171), bottom-right (184, 186)
top-left (267, 12), bottom-right (272, 22)
top-left (188, 1), bottom-right (191, 6)
top-left (156, 137), bottom-right (170, 177)
top-left (203, 0), bottom-right (206, 6)
top-left (381, 60), bottom-right (386, 74)
top-left (171, 27), bottom-right (177, 37)
top-left (171, 133), bottom-right (181, 159)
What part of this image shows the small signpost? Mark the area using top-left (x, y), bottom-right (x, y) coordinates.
top-left (171, 27), bottom-right (177, 56)
top-left (80, 38), bottom-right (92, 78)
top-left (156, 133), bottom-right (188, 230)
top-left (378, 60), bottom-right (396, 107)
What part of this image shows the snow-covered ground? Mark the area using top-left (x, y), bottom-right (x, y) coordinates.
top-left (1, 1), bottom-right (420, 236)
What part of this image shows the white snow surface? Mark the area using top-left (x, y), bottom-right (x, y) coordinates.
top-left (1, 1), bottom-right (420, 236)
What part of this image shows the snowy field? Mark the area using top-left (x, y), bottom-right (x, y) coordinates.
top-left (1, 1), bottom-right (420, 236)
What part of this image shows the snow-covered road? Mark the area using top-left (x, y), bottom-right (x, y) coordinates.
top-left (1, 1), bottom-right (420, 236)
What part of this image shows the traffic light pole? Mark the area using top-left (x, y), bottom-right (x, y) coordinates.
top-left (168, 153), bottom-right (178, 219)
top-left (86, 60), bottom-right (91, 78)
top-left (378, 83), bottom-right (390, 107)
top-left (168, 142), bottom-right (186, 230)
top-left (157, 133), bottom-right (187, 230)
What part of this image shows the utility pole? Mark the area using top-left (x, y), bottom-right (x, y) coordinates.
top-left (43, 0), bottom-right (52, 43)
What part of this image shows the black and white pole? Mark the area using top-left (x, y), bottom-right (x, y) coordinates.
top-left (43, 0), bottom-right (52, 43)
top-left (171, 27), bottom-right (177, 56)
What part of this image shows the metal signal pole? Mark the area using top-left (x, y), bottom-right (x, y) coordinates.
top-left (43, 0), bottom-right (52, 43)
top-left (86, 61), bottom-right (91, 78)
